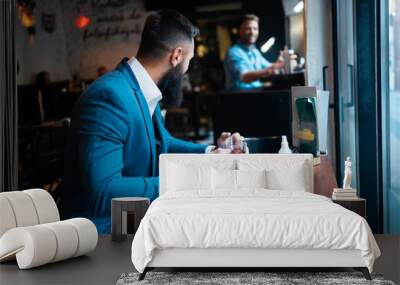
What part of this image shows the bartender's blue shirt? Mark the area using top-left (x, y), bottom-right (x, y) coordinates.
top-left (224, 42), bottom-right (271, 90)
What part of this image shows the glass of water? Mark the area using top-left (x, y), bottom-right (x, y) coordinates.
top-left (220, 135), bottom-right (248, 153)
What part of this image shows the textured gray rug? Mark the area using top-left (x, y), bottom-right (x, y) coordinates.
top-left (116, 272), bottom-right (396, 285)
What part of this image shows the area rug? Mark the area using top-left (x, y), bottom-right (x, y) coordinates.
top-left (116, 271), bottom-right (396, 285)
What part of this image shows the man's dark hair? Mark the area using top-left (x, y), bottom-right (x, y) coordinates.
top-left (239, 14), bottom-right (259, 26)
top-left (137, 10), bottom-right (199, 59)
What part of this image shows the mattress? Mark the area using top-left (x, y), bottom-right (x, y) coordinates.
top-left (131, 190), bottom-right (380, 273)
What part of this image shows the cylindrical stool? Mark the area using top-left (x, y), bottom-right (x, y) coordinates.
top-left (111, 197), bottom-right (150, 242)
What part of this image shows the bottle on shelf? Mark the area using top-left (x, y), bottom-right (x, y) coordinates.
top-left (278, 135), bottom-right (292, 154)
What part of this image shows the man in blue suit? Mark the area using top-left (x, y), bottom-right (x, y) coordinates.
top-left (59, 10), bottom-right (243, 233)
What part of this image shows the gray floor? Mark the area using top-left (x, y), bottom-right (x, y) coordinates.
top-left (0, 235), bottom-right (134, 285)
top-left (374, 235), bottom-right (400, 284)
top-left (0, 235), bottom-right (399, 285)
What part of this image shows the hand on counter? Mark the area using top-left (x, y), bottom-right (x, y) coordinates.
top-left (262, 59), bottom-right (285, 76)
top-left (272, 57), bottom-right (285, 71)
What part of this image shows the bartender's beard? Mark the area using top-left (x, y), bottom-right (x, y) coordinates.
top-left (158, 63), bottom-right (184, 107)
top-left (241, 34), bottom-right (257, 46)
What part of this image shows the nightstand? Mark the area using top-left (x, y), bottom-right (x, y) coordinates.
top-left (332, 198), bottom-right (366, 218)
top-left (111, 197), bottom-right (150, 242)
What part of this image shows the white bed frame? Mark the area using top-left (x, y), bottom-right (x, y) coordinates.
top-left (139, 154), bottom-right (371, 280)
top-left (148, 248), bottom-right (365, 268)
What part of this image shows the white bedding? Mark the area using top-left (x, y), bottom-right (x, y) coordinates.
top-left (131, 190), bottom-right (380, 273)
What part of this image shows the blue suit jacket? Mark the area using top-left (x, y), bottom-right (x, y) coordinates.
top-left (59, 58), bottom-right (207, 233)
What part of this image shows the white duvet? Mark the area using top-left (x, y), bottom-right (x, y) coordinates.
top-left (131, 190), bottom-right (380, 273)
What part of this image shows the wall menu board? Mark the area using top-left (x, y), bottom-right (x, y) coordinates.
top-left (73, 0), bottom-right (143, 42)
top-left (61, 0), bottom-right (146, 78)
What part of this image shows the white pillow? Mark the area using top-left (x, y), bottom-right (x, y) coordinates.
top-left (212, 169), bottom-right (237, 190)
top-left (167, 163), bottom-right (212, 191)
top-left (237, 158), bottom-right (310, 192)
top-left (266, 164), bottom-right (307, 191)
top-left (211, 169), bottom-right (268, 190)
top-left (236, 169), bottom-right (267, 189)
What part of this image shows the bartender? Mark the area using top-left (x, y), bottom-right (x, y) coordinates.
top-left (224, 14), bottom-right (284, 90)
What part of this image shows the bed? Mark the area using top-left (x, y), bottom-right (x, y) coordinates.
top-left (131, 154), bottom-right (380, 280)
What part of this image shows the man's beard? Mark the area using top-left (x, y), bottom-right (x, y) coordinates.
top-left (158, 63), bottom-right (184, 107)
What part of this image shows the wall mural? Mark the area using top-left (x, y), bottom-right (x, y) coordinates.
top-left (61, 0), bottom-right (146, 79)
top-left (16, 0), bottom-right (146, 83)
top-left (72, 0), bottom-right (143, 41)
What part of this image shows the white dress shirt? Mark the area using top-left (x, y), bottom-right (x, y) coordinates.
top-left (128, 57), bottom-right (162, 117)
top-left (127, 57), bottom-right (215, 153)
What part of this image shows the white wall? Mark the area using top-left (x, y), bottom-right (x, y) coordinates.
top-left (289, 13), bottom-right (305, 56)
top-left (304, 0), bottom-right (336, 168)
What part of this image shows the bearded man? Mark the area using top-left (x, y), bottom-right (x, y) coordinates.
top-left (59, 10), bottom-right (244, 233)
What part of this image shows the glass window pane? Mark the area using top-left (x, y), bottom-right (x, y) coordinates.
top-left (386, 0), bottom-right (400, 233)
top-left (336, 0), bottom-right (358, 190)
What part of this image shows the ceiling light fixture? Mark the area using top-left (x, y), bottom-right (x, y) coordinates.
top-left (261, 37), bottom-right (276, 53)
top-left (293, 1), bottom-right (304, 13)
